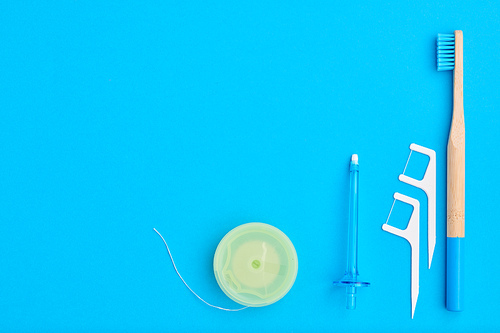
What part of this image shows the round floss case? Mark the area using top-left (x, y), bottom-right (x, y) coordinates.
top-left (213, 222), bottom-right (298, 307)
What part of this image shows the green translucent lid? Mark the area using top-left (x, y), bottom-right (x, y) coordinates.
top-left (213, 222), bottom-right (298, 307)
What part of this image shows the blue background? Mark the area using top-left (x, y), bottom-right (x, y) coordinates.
top-left (1, 1), bottom-right (499, 332)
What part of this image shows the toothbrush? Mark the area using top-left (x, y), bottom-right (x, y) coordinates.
top-left (437, 30), bottom-right (465, 312)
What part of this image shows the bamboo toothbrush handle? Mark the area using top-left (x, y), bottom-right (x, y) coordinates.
top-left (447, 30), bottom-right (464, 238)
top-left (446, 30), bottom-right (464, 312)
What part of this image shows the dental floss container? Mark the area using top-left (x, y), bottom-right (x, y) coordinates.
top-left (213, 223), bottom-right (298, 307)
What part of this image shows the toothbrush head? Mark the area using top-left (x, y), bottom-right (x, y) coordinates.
top-left (437, 33), bottom-right (455, 71)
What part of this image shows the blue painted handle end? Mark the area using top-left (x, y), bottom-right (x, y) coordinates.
top-left (447, 237), bottom-right (464, 312)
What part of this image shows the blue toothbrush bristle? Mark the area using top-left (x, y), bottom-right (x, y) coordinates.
top-left (437, 33), bottom-right (455, 71)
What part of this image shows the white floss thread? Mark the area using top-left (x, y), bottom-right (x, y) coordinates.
top-left (384, 150), bottom-right (412, 224)
top-left (153, 228), bottom-right (248, 312)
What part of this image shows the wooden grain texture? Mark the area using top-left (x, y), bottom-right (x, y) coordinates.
top-left (447, 30), bottom-right (465, 238)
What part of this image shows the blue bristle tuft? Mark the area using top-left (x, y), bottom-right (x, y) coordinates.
top-left (437, 33), bottom-right (455, 71)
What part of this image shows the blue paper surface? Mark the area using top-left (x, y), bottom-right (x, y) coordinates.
top-left (1, 1), bottom-right (499, 331)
